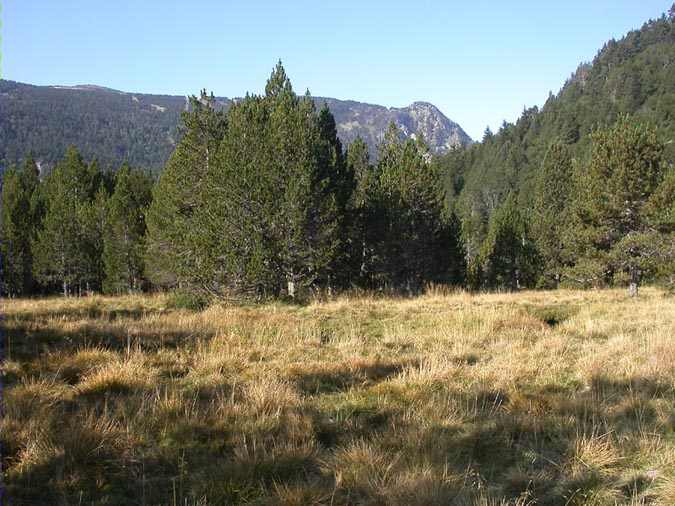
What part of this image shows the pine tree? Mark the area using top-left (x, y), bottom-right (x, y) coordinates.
top-left (0, 156), bottom-right (43, 296)
top-left (567, 117), bottom-right (668, 295)
top-left (199, 62), bottom-right (342, 298)
top-left (1, 166), bottom-right (27, 296)
top-left (478, 193), bottom-right (539, 290)
top-left (103, 164), bottom-right (153, 294)
top-left (78, 187), bottom-right (109, 293)
top-left (346, 137), bottom-right (376, 283)
top-left (21, 156), bottom-right (42, 293)
top-left (317, 103), bottom-right (353, 211)
top-left (145, 90), bottom-right (227, 289)
top-left (367, 123), bottom-right (450, 292)
top-left (644, 167), bottom-right (675, 286)
top-left (33, 147), bottom-right (104, 295)
top-left (445, 211), bottom-right (467, 285)
top-left (532, 141), bottom-right (574, 286)
top-left (316, 102), bottom-right (355, 288)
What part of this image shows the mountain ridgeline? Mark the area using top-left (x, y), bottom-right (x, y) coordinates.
top-left (0, 80), bottom-right (471, 172)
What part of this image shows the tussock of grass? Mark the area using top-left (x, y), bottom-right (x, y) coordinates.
top-left (1, 288), bottom-right (674, 504)
top-left (76, 355), bottom-right (156, 396)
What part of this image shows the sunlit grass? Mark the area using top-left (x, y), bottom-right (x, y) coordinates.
top-left (1, 288), bottom-right (674, 504)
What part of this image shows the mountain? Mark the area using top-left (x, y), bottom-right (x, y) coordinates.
top-left (0, 80), bottom-right (471, 171)
top-left (314, 98), bottom-right (471, 158)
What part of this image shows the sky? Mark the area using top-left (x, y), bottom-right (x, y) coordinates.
top-left (2, 1), bottom-right (672, 140)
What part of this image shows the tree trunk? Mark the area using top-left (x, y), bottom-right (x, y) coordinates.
top-left (360, 237), bottom-right (367, 278)
top-left (628, 266), bottom-right (640, 298)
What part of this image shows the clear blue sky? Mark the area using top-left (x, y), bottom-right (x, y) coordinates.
top-left (2, 1), bottom-right (672, 140)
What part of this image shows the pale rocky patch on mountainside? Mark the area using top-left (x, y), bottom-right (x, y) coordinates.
top-left (317, 97), bottom-right (472, 158)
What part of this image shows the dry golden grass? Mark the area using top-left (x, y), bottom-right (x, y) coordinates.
top-left (1, 288), bottom-right (674, 505)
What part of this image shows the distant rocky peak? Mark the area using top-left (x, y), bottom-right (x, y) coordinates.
top-left (390, 101), bottom-right (473, 153)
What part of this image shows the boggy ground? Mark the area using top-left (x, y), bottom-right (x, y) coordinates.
top-left (1, 288), bottom-right (674, 505)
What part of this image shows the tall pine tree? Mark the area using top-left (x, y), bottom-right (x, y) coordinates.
top-left (568, 117), bottom-right (669, 295)
top-left (199, 62), bottom-right (342, 298)
top-left (532, 141), bottom-right (574, 287)
top-left (1, 167), bottom-right (28, 296)
top-left (477, 193), bottom-right (539, 290)
top-left (367, 124), bottom-right (451, 292)
top-left (346, 137), bottom-right (377, 283)
top-left (145, 91), bottom-right (227, 289)
top-left (103, 164), bottom-right (153, 294)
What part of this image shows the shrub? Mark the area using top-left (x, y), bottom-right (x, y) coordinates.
top-left (167, 289), bottom-right (209, 311)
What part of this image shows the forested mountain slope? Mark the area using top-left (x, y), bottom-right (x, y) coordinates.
top-left (436, 9), bottom-right (675, 224)
top-left (0, 80), bottom-right (470, 172)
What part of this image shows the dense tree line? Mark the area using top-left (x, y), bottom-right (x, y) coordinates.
top-left (1, 58), bottom-right (673, 299)
top-left (0, 148), bottom-right (153, 296)
top-left (441, 116), bottom-right (673, 295)
top-left (0, 64), bottom-right (463, 299)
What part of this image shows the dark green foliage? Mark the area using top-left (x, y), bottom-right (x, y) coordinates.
top-left (316, 103), bottom-right (356, 287)
top-left (78, 186), bottom-right (109, 292)
top-left (345, 137), bottom-right (377, 281)
top-left (446, 211), bottom-right (468, 285)
top-left (475, 194), bottom-right (539, 290)
top-left (2, 145), bottom-right (153, 297)
top-left (567, 117), bottom-right (672, 294)
top-left (362, 124), bottom-right (456, 292)
top-left (645, 166), bottom-right (675, 232)
top-left (532, 142), bottom-right (574, 287)
top-left (0, 156), bottom-right (41, 296)
top-left (0, 64), bottom-right (466, 299)
top-left (145, 91), bottom-right (227, 290)
top-left (144, 64), bottom-right (464, 299)
top-left (103, 164), bottom-right (153, 294)
top-left (199, 63), bottom-right (343, 298)
top-left (33, 147), bottom-right (108, 295)
top-left (644, 167), bottom-right (675, 285)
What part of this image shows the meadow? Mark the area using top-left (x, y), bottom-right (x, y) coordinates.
top-left (1, 288), bottom-right (674, 505)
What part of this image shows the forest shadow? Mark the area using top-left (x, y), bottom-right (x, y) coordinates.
top-left (5, 304), bottom-right (165, 323)
top-left (404, 376), bottom-right (670, 504)
top-left (1, 321), bottom-right (208, 362)
top-left (291, 359), bottom-right (417, 395)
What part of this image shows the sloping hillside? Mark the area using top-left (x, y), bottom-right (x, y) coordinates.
top-left (436, 11), bottom-right (675, 212)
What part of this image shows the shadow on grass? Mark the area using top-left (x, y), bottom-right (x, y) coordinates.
top-left (291, 359), bottom-right (418, 395)
top-left (5, 303), bottom-right (167, 323)
top-left (2, 322), bottom-right (207, 363)
top-left (5, 373), bottom-right (671, 505)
